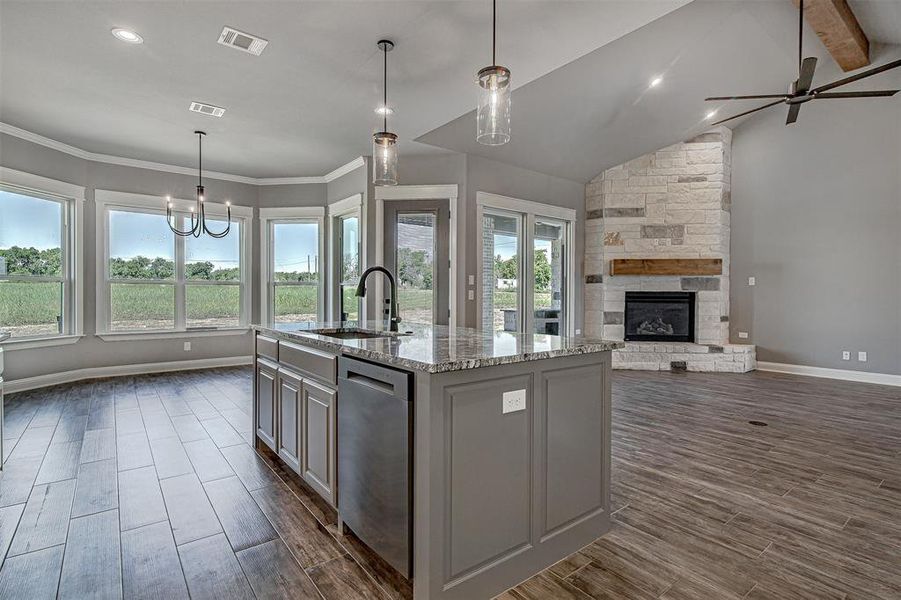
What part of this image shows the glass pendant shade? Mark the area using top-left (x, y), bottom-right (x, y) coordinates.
top-left (477, 65), bottom-right (511, 146)
top-left (372, 131), bottom-right (398, 186)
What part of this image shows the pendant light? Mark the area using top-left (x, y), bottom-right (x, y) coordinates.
top-left (477, 0), bottom-right (511, 145)
top-left (373, 39), bottom-right (398, 186)
top-left (165, 131), bottom-right (232, 238)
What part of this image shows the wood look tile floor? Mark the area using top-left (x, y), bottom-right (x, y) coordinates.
top-left (0, 368), bottom-right (899, 599)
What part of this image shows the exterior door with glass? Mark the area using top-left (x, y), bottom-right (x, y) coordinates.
top-left (383, 200), bottom-right (450, 326)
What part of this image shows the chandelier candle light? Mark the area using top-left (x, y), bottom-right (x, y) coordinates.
top-left (373, 39), bottom-right (398, 186)
top-left (477, 0), bottom-right (511, 145)
top-left (165, 131), bottom-right (232, 238)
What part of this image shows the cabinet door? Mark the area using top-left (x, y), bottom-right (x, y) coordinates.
top-left (254, 359), bottom-right (278, 451)
top-left (276, 368), bottom-right (303, 475)
top-left (302, 379), bottom-right (337, 506)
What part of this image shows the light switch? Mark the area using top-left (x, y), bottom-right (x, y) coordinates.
top-left (748, 276), bottom-right (756, 286)
top-left (183, 342), bottom-right (191, 351)
top-left (468, 275), bottom-right (475, 286)
top-left (858, 351), bottom-right (867, 362)
top-left (738, 332), bottom-right (749, 339)
top-left (502, 389), bottom-right (526, 414)
top-left (468, 290), bottom-right (474, 300)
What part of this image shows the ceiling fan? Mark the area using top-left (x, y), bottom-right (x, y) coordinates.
top-left (705, 0), bottom-right (901, 126)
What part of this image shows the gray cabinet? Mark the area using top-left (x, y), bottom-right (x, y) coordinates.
top-left (254, 358), bottom-right (278, 452)
top-left (276, 368), bottom-right (303, 475)
top-left (302, 379), bottom-right (337, 506)
top-left (253, 333), bottom-right (338, 507)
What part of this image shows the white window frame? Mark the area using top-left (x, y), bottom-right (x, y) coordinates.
top-left (476, 191), bottom-right (576, 336)
top-left (259, 207), bottom-right (326, 327)
top-left (95, 190), bottom-right (252, 340)
top-left (0, 167), bottom-right (85, 350)
top-left (327, 194), bottom-right (365, 322)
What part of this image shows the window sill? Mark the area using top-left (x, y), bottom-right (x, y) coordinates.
top-left (97, 327), bottom-right (251, 342)
top-left (2, 335), bottom-right (84, 351)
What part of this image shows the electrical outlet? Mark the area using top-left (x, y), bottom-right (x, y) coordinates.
top-left (842, 351), bottom-right (850, 361)
top-left (468, 275), bottom-right (475, 286)
top-left (738, 331), bottom-right (749, 339)
top-left (748, 276), bottom-right (756, 286)
top-left (183, 342), bottom-right (191, 351)
top-left (467, 290), bottom-right (474, 300)
top-left (575, 328), bottom-right (581, 335)
top-left (502, 389), bottom-right (526, 414)
top-left (858, 351), bottom-right (867, 362)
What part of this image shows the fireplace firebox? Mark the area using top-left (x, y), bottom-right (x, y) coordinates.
top-left (624, 291), bottom-right (695, 343)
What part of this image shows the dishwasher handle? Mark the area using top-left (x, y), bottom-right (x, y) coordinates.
top-left (338, 357), bottom-right (412, 401)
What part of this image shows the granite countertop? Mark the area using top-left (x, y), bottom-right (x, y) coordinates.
top-left (253, 321), bottom-right (623, 373)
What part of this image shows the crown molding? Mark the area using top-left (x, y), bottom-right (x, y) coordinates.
top-left (0, 122), bottom-right (364, 187)
top-left (323, 156), bottom-right (366, 183)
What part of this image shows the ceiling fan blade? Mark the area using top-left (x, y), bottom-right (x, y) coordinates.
top-left (786, 103), bottom-right (801, 125)
top-left (812, 58), bottom-right (901, 94)
top-left (705, 94), bottom-right (788, 101)
top-left (796, 57), bottom-right (818, 93)
top-left (709, 99), bottom-right (785, 126)
top-left (815, 90), bottom-right (900, 98)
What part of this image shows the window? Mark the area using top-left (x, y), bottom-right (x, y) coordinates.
top-left (481, 210), bottom-right (522, 332)
top-left (328, 196), bottom-right (363, 323)
top-left (337, 214), bottom-right (360, 321)
top-left (108, 209), bottom-right (176, 331)
top-left (396, 212), bottom-right (437, 325)
top-left (185, 219), bottom-right (242, 328)
top-left (97, 191), bottom-right (250, 334)
top-left (261, 207), bottom-right (325, 326)
top-left (0, 173), bottom-right (82, 342)
top-left (477, 193), bottom-right (574, 336)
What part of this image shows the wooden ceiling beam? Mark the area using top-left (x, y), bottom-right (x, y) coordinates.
top-left (794, 0), bottom-right (870, 71)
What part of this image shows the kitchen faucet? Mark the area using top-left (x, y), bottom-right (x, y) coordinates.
top-left (355, 266), bottom-right (400, 332)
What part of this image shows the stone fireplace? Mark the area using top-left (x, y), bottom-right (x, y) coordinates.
top-left (583, 127), bottom-right (756, 372)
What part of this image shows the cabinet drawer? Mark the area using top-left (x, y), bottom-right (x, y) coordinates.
top-left (256, 335), bottom-right (279, 362)
top-left (279, 342), bottom-right (337, 386)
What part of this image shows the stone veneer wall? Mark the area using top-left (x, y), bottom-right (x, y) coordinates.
top-left (583, 127), bottom-right (753, 372)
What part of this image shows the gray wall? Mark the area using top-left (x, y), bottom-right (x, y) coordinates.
top-left (731, 93), bottom-right (901, 375)
top-left (327, 165), bottom-right (367, 205)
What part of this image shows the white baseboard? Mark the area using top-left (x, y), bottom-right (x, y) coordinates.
top-left (4, 356), bottom-right (253, 394)
top-left (757, 361), bottom-right (901, 387)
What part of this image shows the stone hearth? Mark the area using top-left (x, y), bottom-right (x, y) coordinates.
top-left (583, 127), bottom-right (756, 373)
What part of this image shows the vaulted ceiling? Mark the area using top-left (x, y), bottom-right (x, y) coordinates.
top-left (418, 0), bottom-right (901, 182)
top-left (1, 1), bottom-right (898, 182)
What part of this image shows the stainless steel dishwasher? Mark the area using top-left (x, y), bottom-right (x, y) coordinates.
top-left (338, 356), bottom-right (413, 578)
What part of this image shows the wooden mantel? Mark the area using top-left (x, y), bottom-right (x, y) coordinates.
top-left (610, 258), bottom-right (723, 276)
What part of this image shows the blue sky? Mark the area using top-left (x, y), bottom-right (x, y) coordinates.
top-left (0, 190), bottom-right (62, 250)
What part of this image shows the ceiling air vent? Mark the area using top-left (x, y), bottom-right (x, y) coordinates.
top-left (217, 26), bottom-right (268, 56)
top-left (189, 101), bottom-right (226, 118)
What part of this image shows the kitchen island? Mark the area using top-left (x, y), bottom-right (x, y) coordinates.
top-left (252, 322), bottom-right (621, 600)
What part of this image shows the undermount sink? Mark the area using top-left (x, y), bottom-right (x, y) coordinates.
top-left (309, 327), bottom-right (411, 340)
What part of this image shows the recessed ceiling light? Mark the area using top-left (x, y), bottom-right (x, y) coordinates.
top-left (649, 76), bottom-right (663, 88)
top-left (111, 28), bottom-right (143, 44)
top-left (705, 109), bottom-right (719, 120)
top-left (374, 106), bottom-right (395, 116)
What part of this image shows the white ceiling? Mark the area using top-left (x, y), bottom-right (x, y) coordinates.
top-left (417, 0), bottom-right (901, 182)
top-left (0, 0), bottom-right (690, 178)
